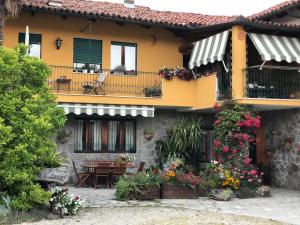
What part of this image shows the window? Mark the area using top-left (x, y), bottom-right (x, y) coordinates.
top-left (74, 119), bottom-right (136, 153)
top-left (73, 38), bottom-right (102, 73)
top-left (18, 33), bottom-right (42, 58)
top-left (111, 42), bottom-right (137, 75)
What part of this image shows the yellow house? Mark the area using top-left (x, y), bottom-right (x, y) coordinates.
top-left (3, 0), bottom-right (300, 189)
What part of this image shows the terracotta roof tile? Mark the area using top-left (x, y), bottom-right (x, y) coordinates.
top-left (20, 0), bottom-right (235, 27)
top-left (249, 0), bottom-right (300, 20)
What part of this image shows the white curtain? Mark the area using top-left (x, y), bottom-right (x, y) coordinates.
top-left (125, 121), bottom-right (135, 151)
top-left (108, 121), bottom-right (118, 151)
top-left (75, 120), bottom-right (83, 151)
top-left (93, 120), bottom-right (101, 151)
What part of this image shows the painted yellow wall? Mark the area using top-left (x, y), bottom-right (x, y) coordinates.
top-left (4, 11), bottom-right (183, 72)
top-left (231, 25), bottom-right (246, 99)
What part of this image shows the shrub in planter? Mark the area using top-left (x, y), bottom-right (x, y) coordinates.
top-left (211, 188), bottom-right (234, 201)
top-left (115, 173), bottom-right (162, 201)
top-left (161, 156), bottom-right (200, 199)
top-left (256, 186), bottom-right (271, 197)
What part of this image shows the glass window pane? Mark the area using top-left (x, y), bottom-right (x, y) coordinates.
top-left (125, 46), bottom-right (136, 71)
top-left (108, 121), bottom-right (119, 151)
top-left (92, 120), bottom-right (101, 151)
top-left (125, 121), bottom-right (135, 152)
top-left (111, 45), bottom-right (122, 71)
top-left (28, 44), bottom-right (41, 58)
top-left (75, 120), bottom-right (83, 151)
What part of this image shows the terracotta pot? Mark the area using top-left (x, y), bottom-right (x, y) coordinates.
top-left (144, 133), bottom-right (154, 141)
top-left (161, 184), bottom-right (198, 199)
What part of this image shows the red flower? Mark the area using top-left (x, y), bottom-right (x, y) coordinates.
top-left (242, 133), bottom-right (250, 141)
top-left (213, 140), bottom-right (221, 147)
top-left (237, 121), bottom-right (244, 127)
top-left (245, 113), bottom-right (251, 120)
top-left (249, 169), bottom-right (257, 176)
top-left (223, 146), bottom-right (229, 153)
top-left (213, 102), bottom-right (221, 112)
top-left (244, 120), bottom-right (251, 127)
top-left (244, 158), bottom-right (252, 165)
top-left (152, 169), bottom-right (157, 174)
top-left (214, 120), bottom-right (221, 125)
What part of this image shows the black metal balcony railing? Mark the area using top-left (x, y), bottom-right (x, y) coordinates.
top-left (245, 67), bottom-right (300, 99)
top-left (48, 65), bottom-right (162, 97)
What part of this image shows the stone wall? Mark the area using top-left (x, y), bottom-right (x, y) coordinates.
top-left (56, 110), bottom-right (214, 183)
top-left (262, 109), bottom-right (300, 191)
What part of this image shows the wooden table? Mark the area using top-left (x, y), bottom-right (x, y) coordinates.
top-left (56, 77), bottom-right (71, 92)
top-left (81, 162), bottom-right (135, 188)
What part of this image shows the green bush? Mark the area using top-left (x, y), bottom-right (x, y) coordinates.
top-left (115, 173), bottom-right (162, 201)
top-left (0, 45), bottom-right (66, 210)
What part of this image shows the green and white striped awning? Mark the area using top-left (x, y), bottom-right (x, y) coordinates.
top-left (58, 104), bottom-right (155, 117)
top-left (248, 33), bottom-right (300, 63)
top-left (189, 30), bottom-right (230, 69)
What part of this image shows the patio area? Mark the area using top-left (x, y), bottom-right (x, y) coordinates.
top-left (67, 187), bottom-right (300, 225)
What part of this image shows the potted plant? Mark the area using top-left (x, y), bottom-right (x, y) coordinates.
top-left (143, 86), bottom-right (162, 97)
top-left (115, 172), bottom-right (162, 201)
top-left (50, 187), bottom-right (84, 217)
top-left (159, 66), bottom-right (175, 80)
top-left (115, 153), bottom-right (135, 165)
top-left (144, 128), bottom-right (155, 141)
top-left (160, 156), bottom-right (199, 199)
top-left (81, 63), bottom-right (90, 74)
top-left (89, 65), bottom-right (97, 74)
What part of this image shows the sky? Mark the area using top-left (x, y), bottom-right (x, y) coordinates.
top-left (96, 0), bottom-right (287, 16)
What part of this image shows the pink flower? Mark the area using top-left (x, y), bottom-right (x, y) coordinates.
top-left (248, 178), bottom-right (253, 183)
top-left (232, 149), bottom-right (238, 154)
top-left (214, 120), bottom-right (221, 125)
top-left (213, 140), bottom-right (221, 147)
top-left (223, 146), bottom-right (229, 153)
top-left (244, 158), bottom-right (252, 165)
top-left (249, 169), bottom-right (257, 176)
top-left (245, 113), bottom-right (251, 120)
top-left (244, 120), bottom-right (251, 127)
top-left (237, 121), bottom-right (244, 127)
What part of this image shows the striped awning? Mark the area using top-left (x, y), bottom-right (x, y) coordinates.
top-left (189, 30), bottom-right (230, 69)
top-left (248, 33), bottom-right (300, 63)
top-left (58, 104), bottom-right (155, 117)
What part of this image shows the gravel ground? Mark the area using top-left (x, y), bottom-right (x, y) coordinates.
top-left (20, 207), bottom-right (288, 225)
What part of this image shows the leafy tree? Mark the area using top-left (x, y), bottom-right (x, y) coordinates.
top-left (0, 45), bottom-right (66, 210)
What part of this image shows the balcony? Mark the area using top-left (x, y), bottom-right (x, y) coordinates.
top-left (48, 65), bottom-right (162, 98)
top-left (245, 67), bottom-right (300, 100)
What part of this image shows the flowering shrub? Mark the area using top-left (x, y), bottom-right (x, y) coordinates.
top-left (159, 66), bottom-right (193, 81)
top-left (115, 153), bottom-right (135, 164)
top-left (177, 172), bottom-right (202, 189)
top-left (213, 101), bottom-right (262, 190)
top-left (50, 187), bottom-right (84, 216)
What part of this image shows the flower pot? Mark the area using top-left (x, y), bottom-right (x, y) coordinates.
top-left (236, 187), bottom-right (256, 199)
top-left (89, 70), bottom-right (95, 74)
top-left (211, 189), bottom-right (233, 201)
top-left (82, 69), bottom-right (88, 74)
top-left (161, 184), bottom-right (198, 199)
top-left (144, 133), bottom-right (154, 141)
top-left (50, 201), bottom-right (64, 215)
top-left (139, 185), bottom-right (161, 200)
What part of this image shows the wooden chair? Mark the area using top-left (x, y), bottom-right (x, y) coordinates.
top-left (95, 165), bottom-right (112, 188)
top-left (72, 161), bottom-right (90, 187)
top-left (92, 71), bottom-right (108, 95)
top-left (137, 161), bottom-right (146, 173)
top-left (126, 161), bottom-right (145, 176)
top-left (111, 166), bottom-right (127, 185)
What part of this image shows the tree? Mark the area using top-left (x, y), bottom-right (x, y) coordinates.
top-left (0, 45), bottom-right (66, 210)
top-left (0, 0), bottom-right (20, 45)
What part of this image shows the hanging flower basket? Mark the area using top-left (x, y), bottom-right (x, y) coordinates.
top-left (144, 128), bottom-right (155, 141)
top-left (161, 184), bottom-right (198, 199)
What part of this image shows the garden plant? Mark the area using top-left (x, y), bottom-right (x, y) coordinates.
top-left (0, 45), bottom-right (66, 210)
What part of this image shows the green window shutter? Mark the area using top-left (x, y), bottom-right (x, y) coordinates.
top-left (18, 33), bottom-right (42, 44)
top-left (73, 38), bottom-right (102, 65)
top-left (111, 41), bottom-right (136, 47)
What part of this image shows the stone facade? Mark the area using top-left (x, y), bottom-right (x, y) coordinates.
top-left (56, 109), bottom-right (213, 183)
top-left (263, 109), bottom-right (300, 191)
